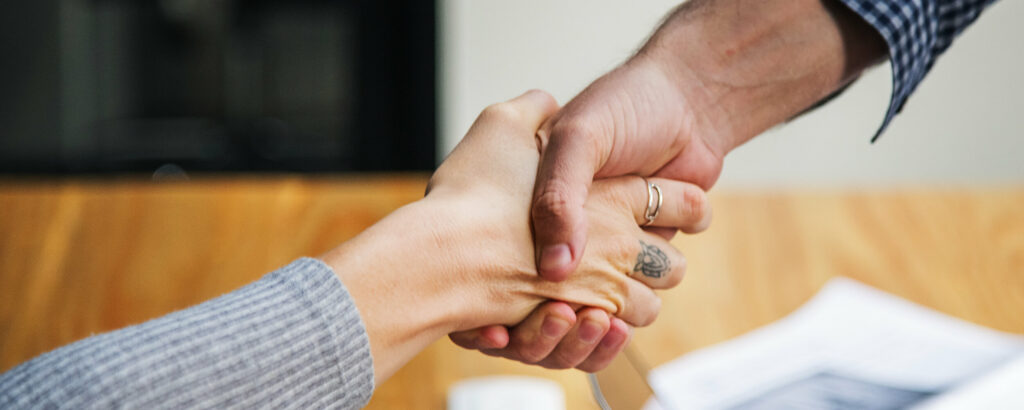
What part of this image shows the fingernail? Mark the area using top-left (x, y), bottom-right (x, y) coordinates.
top-left (539, 244), bottom-right (571, 273)
top-left (541, 316), bottom-right (570, 338)
top-left (579, 320), bottom-right (603, 344)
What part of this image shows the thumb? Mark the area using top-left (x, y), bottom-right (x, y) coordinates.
top-left (532, 119), bottom-right (604, 282)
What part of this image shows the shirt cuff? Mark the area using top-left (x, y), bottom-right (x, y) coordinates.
top-left (833, 0), bottom-right (994, 142)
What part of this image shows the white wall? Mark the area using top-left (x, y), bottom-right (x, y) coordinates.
top-left (439, 0), bottom-right (1024, 188)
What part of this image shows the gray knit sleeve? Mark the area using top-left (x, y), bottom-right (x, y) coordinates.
top-left (0, 258), bottom-right (375, 409)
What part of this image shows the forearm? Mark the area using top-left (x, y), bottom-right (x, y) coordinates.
top-left (320, 201), bottom-right (474, 384)
top-left (0, 259), bottom-right (373, 409)
top-left (319, 198), bottom-right (539, 384)
top-left (318, 188), bottom-right (664, 383)
top-left (639, 0), bottom-right (886, 154)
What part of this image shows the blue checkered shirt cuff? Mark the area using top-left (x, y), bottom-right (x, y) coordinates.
top-left (834, 0), bottom-right (997, 141)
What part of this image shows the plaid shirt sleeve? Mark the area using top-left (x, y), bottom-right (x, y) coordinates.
top-left (835, 0), bottom-right (999, 141)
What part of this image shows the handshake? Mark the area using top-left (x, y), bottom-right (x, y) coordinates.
top-left (433, 89), bottom-right (715, 372)
top-left (322, 78), bottom-right (721, 383)
top-left (0, 0), bottom-right (910, 404)
top-left (321, 0), bottom-right (890, 381)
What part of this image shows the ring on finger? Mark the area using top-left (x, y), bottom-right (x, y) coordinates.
top-left (641, 178), bottom-right (663, 226)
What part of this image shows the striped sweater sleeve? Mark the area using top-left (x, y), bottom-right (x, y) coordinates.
top-left (0, 258), bottom-right (375, 409)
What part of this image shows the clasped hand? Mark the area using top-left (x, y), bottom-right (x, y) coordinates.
top-left (323, 90), bottom-right (710, 381)
top-left (439, 90), bottom-right (714, 371)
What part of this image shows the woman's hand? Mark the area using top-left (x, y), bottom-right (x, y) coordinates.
top-left (320, 90), bottom-right (710, 382)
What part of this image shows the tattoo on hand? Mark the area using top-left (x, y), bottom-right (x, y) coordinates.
top-left (634, 241), bottom-right (670, 278)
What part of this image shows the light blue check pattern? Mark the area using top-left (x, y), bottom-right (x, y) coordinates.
top-left (836, 0), bottom-right (999, 140)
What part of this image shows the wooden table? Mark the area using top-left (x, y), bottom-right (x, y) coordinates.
top-left (1, 177), bottom-right (1022, 409)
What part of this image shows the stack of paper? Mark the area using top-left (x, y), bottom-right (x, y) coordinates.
top-left (645, 278), bottom-right (1024, 410)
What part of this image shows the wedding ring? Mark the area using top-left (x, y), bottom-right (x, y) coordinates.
top-left (642, 178), bottom-right (663, 226)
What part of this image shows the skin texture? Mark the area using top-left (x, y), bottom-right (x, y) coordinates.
top-left (453, 0), bottom-right (887, 370)
top-left (319, 90), bottom-right (710, 383)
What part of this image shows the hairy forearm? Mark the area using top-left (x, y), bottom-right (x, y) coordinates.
top-left (639, 0), bottom-right (886, 154)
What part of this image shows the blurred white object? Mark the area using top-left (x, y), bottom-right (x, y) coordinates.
top-left (916, 355), bottom-right (1024, 410)
top-left (644, 278), bottom-right (1024, 410)
top-left (447, 376), bottom-right (565, 410)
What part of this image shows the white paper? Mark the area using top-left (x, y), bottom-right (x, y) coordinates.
top-left (645, 278), bottom-right (1024, 410)
top-left (914, 355), bottom-right (1024, 410)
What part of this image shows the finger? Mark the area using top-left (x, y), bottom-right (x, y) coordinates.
top-left (455, 89), bottom-right (559, 159)
top-left (644, 226), bottom-right (678, 241)
top-left (506, 302), bottom-right (577, 363)
top-left (480, 89), bottom-right (560, 134)
top-left (532, 118), bottom-right (607, 281)
top-left (623, 177), bottom-right (712, 234)
top-left (537, 308), bottom-right (611, 369)
top-left (449, 325), bottom-right (510, 350)
top-left (478, 325), bottom-right (512, 349)
top-left (576, 317), bottom-right (632, 373)
top-left (633, 232), bottom-right (687, 290)
top-left (616, 276), bottom-right (663, 327)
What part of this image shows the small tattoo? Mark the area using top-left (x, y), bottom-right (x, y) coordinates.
top-left (634, 241), bottom-right (670, 278)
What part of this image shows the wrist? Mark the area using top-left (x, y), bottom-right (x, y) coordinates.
top-left (320, 199), bottom-right (479, 381)
top-left (637, 0), bottom-right (885, 153)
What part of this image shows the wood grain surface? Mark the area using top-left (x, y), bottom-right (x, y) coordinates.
top-left (1, 177), bottom-right (1022, 409)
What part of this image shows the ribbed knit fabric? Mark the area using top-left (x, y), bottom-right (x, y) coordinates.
top-left (0, 258), bottom-right (375, 409)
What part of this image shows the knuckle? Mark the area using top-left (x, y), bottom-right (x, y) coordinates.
top-left (525, 88), bottom-right (555, 102)
top-left (532, 183), bottom-right (575, 222)
top-left (479, 102), bottom-right (520, 123)
top-left (524, 89), bottom-right (558, 112)
top-left (632, 295), bottom-right (661, 327)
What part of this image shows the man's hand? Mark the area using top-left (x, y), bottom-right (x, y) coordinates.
top-left (446, 55), bottom-right (722, 371)
top-left (532, 54), bottom-right (725, 280)
top-left (451, 0), bottom-right (886, 371)
top-left (532, 0), bottom-right (885, 279)
top-left (445, 54), bottom-right (725, 371)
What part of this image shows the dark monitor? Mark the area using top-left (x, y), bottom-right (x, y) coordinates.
top-left (0, 0), bottom-right (436, 174)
